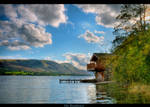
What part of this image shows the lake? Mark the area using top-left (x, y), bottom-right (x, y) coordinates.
top-left (0, 76), bottom-right (115, 104)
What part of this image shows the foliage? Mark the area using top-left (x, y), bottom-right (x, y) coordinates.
top-left (114, 4), bottom-right (148, 36)
top-left (113, 4), bottom-right (149, 49)
top-left (4, 71), bottom-right (34, 75)
top-left (110, 4), bottom-right (150, 85)
top-left (111, 36), bottom-right (127, 52)
top-left (109, 29), bottom-right (150, 85)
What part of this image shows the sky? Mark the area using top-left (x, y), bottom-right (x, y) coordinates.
top-left (0, 4), bottom-right (122, 70)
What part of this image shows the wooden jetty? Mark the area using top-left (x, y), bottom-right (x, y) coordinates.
top-left (59, 79), bottom-right (96, 83)
top-left (95, 81), bottom-right (114, 85)
top-left (59, 79), bottom-right (82, 83)
top-left (59, 78), bottom-right (98, 83)
top-left (59, 79), bottom-right (113, 84)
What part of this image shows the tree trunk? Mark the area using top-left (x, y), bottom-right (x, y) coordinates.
top-left (140, 6), bottom-right (143, 31)
top-left (143, 4), bottom-right (146, 31)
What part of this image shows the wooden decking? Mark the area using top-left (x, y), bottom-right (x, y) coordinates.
top-left (59, 79), bottom-right (96, 83)
top-left (59, 79), bottom-right (82, 83)
top-left (59, 79), bottom-right (112, 84)
top-left (95, 81), bottom-right (114, 85)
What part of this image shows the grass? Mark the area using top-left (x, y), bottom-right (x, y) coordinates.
top-left (129, 83), bottom-right (150, 96)
top-left (98, 82), bottom-right (150, 104)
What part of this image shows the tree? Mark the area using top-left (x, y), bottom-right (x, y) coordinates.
top-left (112, 4), bottom-right (149, 49)
top-left (114, 4), bottom-right (148, 35)
top-left (112, 36), bottom-right (127, 50)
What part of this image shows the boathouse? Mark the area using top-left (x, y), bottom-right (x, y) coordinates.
top-left (87, 53), bottom-right (112, 82)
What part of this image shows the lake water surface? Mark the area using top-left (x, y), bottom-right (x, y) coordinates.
top-left (0, 76), bottom-right (115, 104)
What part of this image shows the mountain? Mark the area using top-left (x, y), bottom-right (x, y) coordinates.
top-left (0, 59), bottom-right (92, 76)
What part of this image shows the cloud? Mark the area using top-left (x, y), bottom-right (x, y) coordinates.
top-left (44, 52), bottom-right (92, 70)
top-left (81, 22), bottom-right (92, 29)
top-left (53, 59), bottom-right (70, 64)
top-left (76, 4), bottom-right (121, 28)
top-left (63, 53), bottom-right (91, 70)
top-left (0, 21), bottom-right (52, 50)
top-left (8, 45), bottom-right (31, 51)
top-left (2, 4), bottom-right (67, 27)
top-left (0, 55), bottom-right (28, 59)
top-left (44, 57), bottom-right (51, 60)
top-left (94, 30), bottom-right (105, 34)
top-left (22, 5), bottom-right (67, 27)
top-left (78, 30), bottom-right (104, 44)
top-left (0, 4), bottom-right (68, 50)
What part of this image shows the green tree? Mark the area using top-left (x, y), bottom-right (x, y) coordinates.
top-left (114, 4), bottom-right (148, 36)
top-left (111, 36), bottom-right (127, 52)
top-left (112, 4), bottom-right (149, 50)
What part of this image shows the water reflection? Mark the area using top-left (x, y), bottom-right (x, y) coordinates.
top-left (0, 76), bottom-right (52, 103)
top-left (86, 85), bottom-right (96, 103)
top-left (0, 76), bottom-right (115, 104)
top-left (95, 84), bottom-right (116, 104)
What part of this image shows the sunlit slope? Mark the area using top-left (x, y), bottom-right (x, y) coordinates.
top-left (110, 29), bottom-right (150, 84)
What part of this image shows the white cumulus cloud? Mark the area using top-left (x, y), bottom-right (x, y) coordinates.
top-left (94, 30), bottom-right (105, 34)
top-left (2, 4), bottom-right (68, 27)
top-left (44, 53), bottom-right (92, 70)
top-left (0, 21), bottom-right (52, 50)
top-left (78, 30), bottom-right (104, 44)
top-left (76, 4), bottom-right (121, 28)
top-left (0, 4), bottom-right (68, 50)
top-left (53, 59), bottom-right (70, 64)
top-left (63, 53), bottom-right (91, 70)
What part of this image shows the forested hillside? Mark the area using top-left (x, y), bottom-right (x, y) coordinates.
top-left (0, 59), bottom-right (91, 76)
top-left (110, 29), bottom-right (150, 84)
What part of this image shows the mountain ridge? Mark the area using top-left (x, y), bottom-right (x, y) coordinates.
top-left (0, 59), bottom-right (92, 76)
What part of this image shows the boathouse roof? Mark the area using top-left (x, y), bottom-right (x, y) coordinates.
top-left (90, 53), bottom-right (112, 61)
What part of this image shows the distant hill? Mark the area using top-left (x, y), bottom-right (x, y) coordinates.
top-left (0, 59), bottom-right (92, 76)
